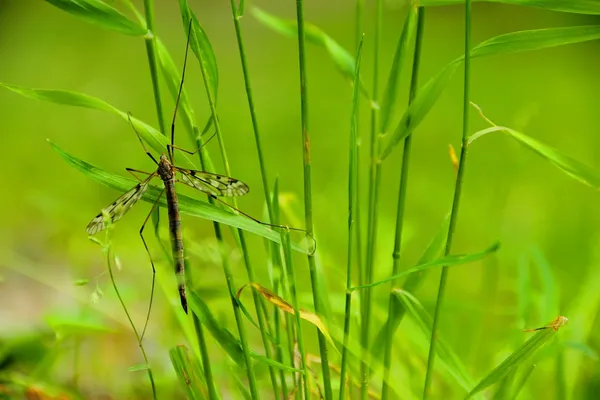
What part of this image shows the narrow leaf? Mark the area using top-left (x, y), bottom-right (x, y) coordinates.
top-left (465, 316), bottom-right (568, 399)
top-left (237, 282), bottom-right (337, 349)
top-left (393, 290), bottom-right (476, 392)
top-left (1, 83), bottom-right (168, 156)
top-left (379, 6), bottom-right (418, 134)
top-left (371, 213), bottom-right (450, 357)
top-left (179, 0), bottom-right (219, 102)
top-left (469, 125), bottom-right (600, 189)
top-left (381, 25), bottom-right (600, 159)
top-left (50, 142), bottom-right (310, 253)
top-left (420, 0), bottom-right (600, 15)
top-left (45, 0), bottom-right (146, 35)
top-left (349, 241), bottom-right (500, 291)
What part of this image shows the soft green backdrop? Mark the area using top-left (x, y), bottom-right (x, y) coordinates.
top-left (0, 0), bottom-right (599, 398)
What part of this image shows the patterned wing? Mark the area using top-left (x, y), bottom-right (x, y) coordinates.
top-left (86, 176), bottom-right (153, 235)
top-left (179, 169), bottom-right (249, 197)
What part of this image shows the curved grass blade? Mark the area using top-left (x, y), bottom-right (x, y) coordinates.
top-left (50, 142), bottom-right (310, 253)
top-left (1, 83), bottom-right (167, 156)
top-left (237, 282), bottom-right (337, 350)
top-left (420, 0), bottom-right (600, 15)
top-left (380, 24), bottom-right (600, 160)
top-left (465, 316), bottom-right (568, 399)
top-left (44, 0), bottom-right (146, 35)
top-left (469, 117), bottom-right (600, 190)
top-left (252, 7), bottom-right (371, 101)
top-left (349, 241), bottom-right (500, 291)
top-left (379, 5), bottom-right (418, 134)
top-left (178, 0), bottom-right (219, 102)
top-left (169, 345), bottom-right (206, 400)
top-left (393, 290), bottom-right (477, 393)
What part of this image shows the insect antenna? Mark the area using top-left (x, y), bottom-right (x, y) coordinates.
top-left (170, 19), bottom-right (194, 164)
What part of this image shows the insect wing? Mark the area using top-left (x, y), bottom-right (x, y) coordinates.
top-left (86, 176), bottom-right (153, 234)
top-left (179, 169), bottom-right (249, 197)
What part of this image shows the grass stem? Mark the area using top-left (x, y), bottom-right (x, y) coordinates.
top-left (423, 1), bottom-right (472, 398)
top-left (295, 1), bottom-right (333, 398)
top-left (361, 0), bottom-right (383, 397)
top-left (380, 8), bottom-right (425, 400)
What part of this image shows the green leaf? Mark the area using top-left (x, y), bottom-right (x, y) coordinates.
top-left (179, 0), bottom-right (219, 102)
top-left (45, 0), bottom-right (146, 35)
top-left (371, 213), bottom-right (450, 357)
top-left (469, 126), bottom-right (600, 189)
top-left (0, 83), bottom-right (168, 157)
top-left (50, 142), bottom-right (310, 253)
top-left (379, 5), bottom-right (418, 134)
top-left (349, 241), bottom-right (500, 291)
top-left (393, 290), bottom-right (477, 393)
top-left (252, 7), bottom-right (370, 101)
top-left (420, 0), bottom-right (600, 15)
top-left (169, 345), bottom-right (206, 400)
top-left (465, 317), bottom-right (568, 399)
top-left (380, 25), bottom-right (600, 160)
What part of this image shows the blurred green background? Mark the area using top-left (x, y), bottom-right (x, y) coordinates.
top-left (1, 0), bottom-right (599, 398)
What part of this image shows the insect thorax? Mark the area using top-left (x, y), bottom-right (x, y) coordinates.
top-left (158, 154), bottom-right (175, 181)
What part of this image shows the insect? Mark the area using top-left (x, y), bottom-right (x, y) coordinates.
top-left (86, 21), bottom-right (249, 316)
top-left (522, 315), bottom-right (568, 332)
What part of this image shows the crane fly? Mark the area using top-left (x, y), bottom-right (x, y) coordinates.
top-left (85, 20), bottom-right (250, 318)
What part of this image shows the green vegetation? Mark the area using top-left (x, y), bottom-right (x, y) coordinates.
top-left (0, 1), bottom-right (598, 399)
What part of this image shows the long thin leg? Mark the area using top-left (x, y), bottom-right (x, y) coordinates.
top-left (126, 168), bottom-right (153, 182)
top-left (170, 20), bottom-right (194, 163)
top-left (175, 180), bottom-right (316, 253)
top-left (167, 131), bottom-right (217, 156)
top-left (139, 189), bottom-right (165, 341)
top-left (127, 113), bottom-right (159, 165)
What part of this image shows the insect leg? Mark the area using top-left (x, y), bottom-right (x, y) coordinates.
top-left (167, 131), bottom-right (217, 156)
top-left (138, 188), bottom-right (165, 341)
top-left (126, 113), bottom-right (159, 165)
top-left (126, 168), bottom-right (153, 182)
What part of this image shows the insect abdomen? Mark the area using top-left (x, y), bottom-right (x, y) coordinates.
top-left (164, 179), bottom-right (187, 313)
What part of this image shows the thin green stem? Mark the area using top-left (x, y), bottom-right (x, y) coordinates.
top-left (193, 314), bottom-right (220, 399)
top-left (423, 1), bottom-right (472, 398)
top-left (228, 1), bottom-right (280, 396)
top-left (106, 244), bottom-right (156, 400)
top-left (381, 9), bottom-right (425, 400)
top-left (361, 0), bottom-right (383, 398)
top-left (339, 33), bottom-right (364, 400)
top-left (283, 230), bottom-right (310, 400)
top-left (143, 0), bottom-right (166, 135)
top-left (295, 1), bottom-right (333, 398)
top-left (195, 47), bottom-right (260, 400)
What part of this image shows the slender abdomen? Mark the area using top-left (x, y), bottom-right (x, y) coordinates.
top-left (164, 178), bottom-right (187, 313)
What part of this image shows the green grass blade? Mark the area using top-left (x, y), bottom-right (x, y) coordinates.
top-left (393, 290), bottom-right (477, 393)
top-left (379, 6), bottom-right (418, 134)
top-left (349, 241), bottom-right (500, 291)
top-left (49, 142), bottom-right (310, 253)
top-left (44, 0), bottom-right (146, 35)
top-left (178, 0), bottom-right (219, 102)
top-left (380, 24), bottom-right (600, 160)
top-left (169, 345), bottom-right (206, 400)
top-left (470, 25), bottom-right (600, 58)
top-left (465, 321), bottom-right (567, 399)
top-left (420, 0), bottom-right (600, 15)
top-left (510, 364), bottom-right (536, 400)
top-left (1, 83), bottom-right (168, 156)
top-left (469, 126), bottom-right (600, 189)
top-left (252, 7), bottom-right (369, 100)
